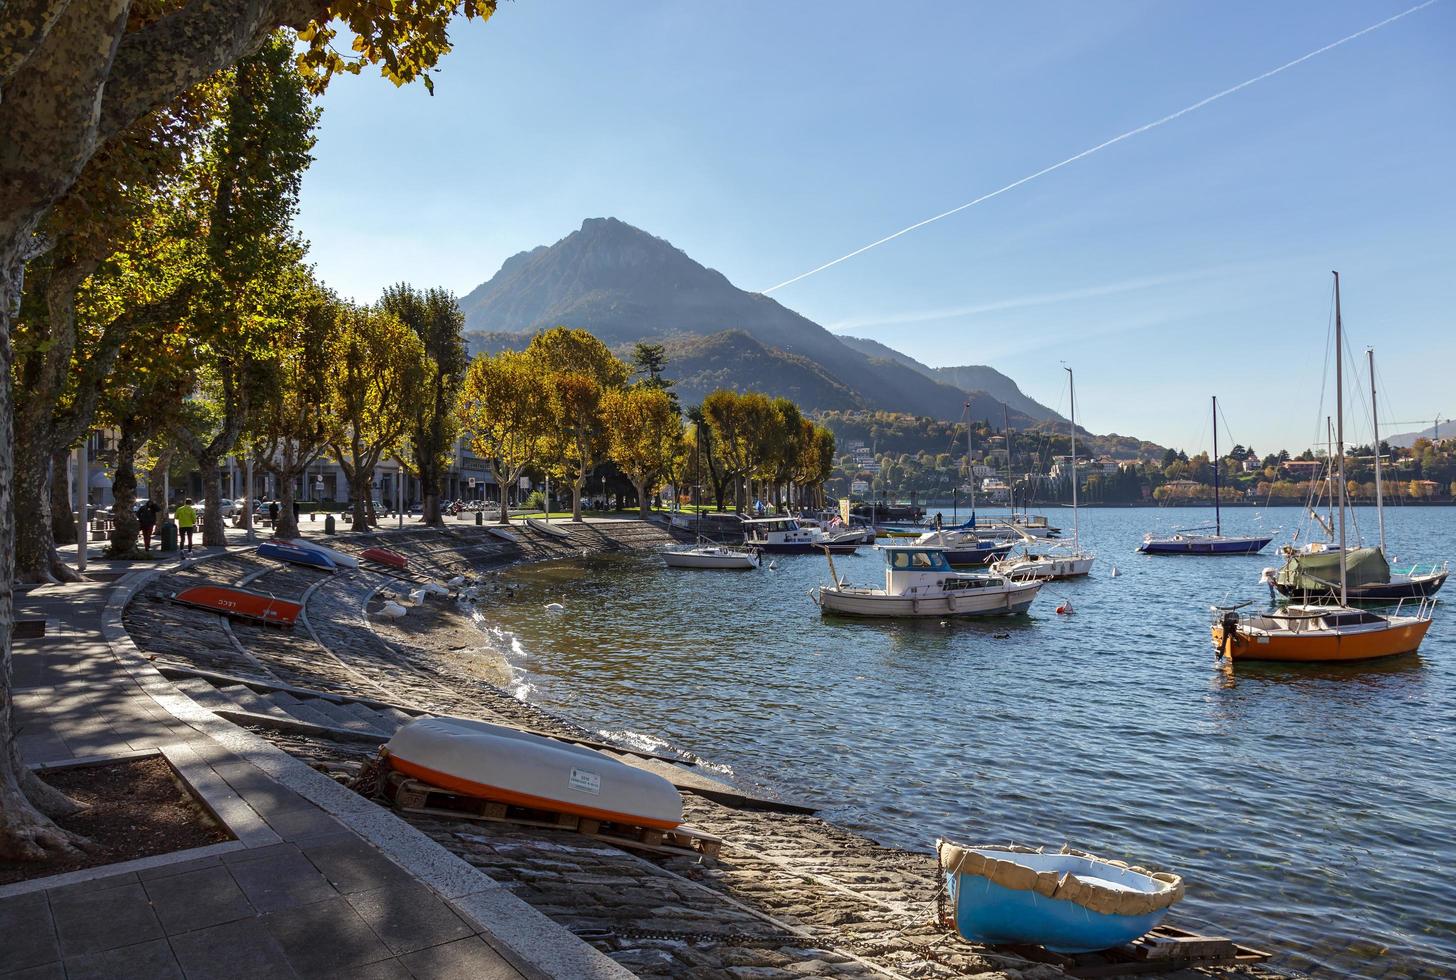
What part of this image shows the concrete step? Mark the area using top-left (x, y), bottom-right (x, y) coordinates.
top-left (265, 691), bottom-right (340, 729)
top-left (170, 677), bottom-right (237, 711)
top-left (212, 683), bottom-right (298, 720)
top-left (304, 698), bottom-right (389, 735)
top-left (337, 700), bottom-right (407, 734)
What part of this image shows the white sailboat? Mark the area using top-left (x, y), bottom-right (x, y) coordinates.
top-left (993, 367), bottom-right (1094, 580)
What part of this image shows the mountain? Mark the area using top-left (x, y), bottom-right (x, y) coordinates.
top-left (1386, 422), bottom-right (1453, 448)
top-left (836, 336), bottom-right (1063, 422)
top-left (460, 218), bottom-right (1035, 423)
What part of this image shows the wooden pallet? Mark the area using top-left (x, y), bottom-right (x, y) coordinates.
top-left (381, 772), bottom-right (722, 860)
top-left (993, 922), bottom-right (1271, 977)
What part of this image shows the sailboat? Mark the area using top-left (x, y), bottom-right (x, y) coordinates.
top-left (1138, 396), bottom-right (1272, 555)
top-left (914, 402), bottom-right (1014, 567)
top-left (1267, 347), bottom-right (1448, 601)
top-left (1212, 273), bottom-right (1435, 663)
top-left (993, 368), bottom-right (1094, 580)
top-left (663, 424), bottom-right (760, 569)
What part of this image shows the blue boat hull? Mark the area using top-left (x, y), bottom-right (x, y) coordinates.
top-left (944, 542), bottom-right (1014, 567)
top-left (1139, 536), bottom-right (1272, 555)
top-left (947, 872), bottom-right (1170, 953)
top-left (258, 541), bottom-right (336, 571)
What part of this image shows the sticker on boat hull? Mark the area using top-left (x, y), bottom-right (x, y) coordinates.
top-left (569, 768), bottom-right (601, 795)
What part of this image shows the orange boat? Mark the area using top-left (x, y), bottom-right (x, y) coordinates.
top-left (361, 546), bottom-right (408, 570)
top-left (1212, 603), bottom-right (1433, 663)
top-left (171, 586), bottom-right (302, 626)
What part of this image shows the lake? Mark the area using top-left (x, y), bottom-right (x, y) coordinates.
top-left (476, 505), bottom-right (1454, 978)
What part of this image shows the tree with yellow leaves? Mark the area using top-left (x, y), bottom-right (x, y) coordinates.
top-left (602, 386), bottom-right (685, 519)
top-left (458, 350), bottom-right (550, 524)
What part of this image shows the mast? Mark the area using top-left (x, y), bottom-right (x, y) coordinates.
top-left (1369, 348), bottom-right (1386, 554)
top-left (965, 401), bottom-right (976, 522)
top-left (1212, 395), bottom-right (1221, 537)
top-left (1002, 406), bottom-right (1013, 519)
top-left (1066, 367), bottom-right (1079, 548)
top-left (1334, 272), bottom-right (1348, 604)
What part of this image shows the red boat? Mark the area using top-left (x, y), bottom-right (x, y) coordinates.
top-left (361, 546), bottom-right (408, 570)
top-left (171, 586), bottom-right (303, 626)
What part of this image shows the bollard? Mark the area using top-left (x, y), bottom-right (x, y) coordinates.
top-left (160, 520), bottom-right (178, 553)
top-left (475, 511), bottom-right (483, 526)
top-left (324, 514), bottom-right (336, 535)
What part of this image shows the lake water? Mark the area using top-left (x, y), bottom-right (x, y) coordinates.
top-left (476, 506), bottom-right (1454, 978)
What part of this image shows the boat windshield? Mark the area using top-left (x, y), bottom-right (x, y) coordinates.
top-left (887, 549), bottom-right (951, 571)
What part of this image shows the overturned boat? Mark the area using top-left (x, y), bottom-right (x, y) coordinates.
top-left (360, 546), bottom-right (409, 570)
top-left (938, 841), bottom-right (1184, 953)
top-left (170, 585), bottom-right (302, 626)
top-left (383, 717), bottom-right (684, 829)
top-left (257, 539), bottom-right (336, 571)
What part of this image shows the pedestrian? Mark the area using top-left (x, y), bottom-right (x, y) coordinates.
top-left (176, 497), bottom-right (197, 556)
top-left (136, 499), bottom-right (161, 552)
top-left (268, 499), bottom-right (280, 527)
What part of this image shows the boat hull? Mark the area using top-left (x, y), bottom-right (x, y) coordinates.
top-left (1271, 570), bottom-right (1447, 602)
top-left (525, 517), bottom-right (571, 539)
top-left (1212, 617), bottom-right (1432, 662)
top-left (171, 586), bottom-right (302, 626)
top-left (360, 546), bottom-right (408, 570)
top-left (818, 583), bottom-right (1040, 618)
top-left (996, 555), bottom-right (1094, 580)
top-left (257, 540), bottom-right (336, 571)
top-left (943, 542), bottom-right (1014, 567)
top-left (385, 717), bottom-right (683, 829)
top-left (749, 541), bottom-right (858, 555)
top-left (1139, 536), bottom-right (1272, 555)
top-left (663, 550), bottom-right (757, 569)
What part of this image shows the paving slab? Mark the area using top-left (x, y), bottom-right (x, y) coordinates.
top-left (0, 890), bottom-right (60, 971)
top-left (346, 880), bottom-right (475, 955)
top-left (398, 936), bottom-right (523, 980)
top-left (228, 848), bottom-right (337, 914)
top-left (167, 915), bottom-right (299, 980)
top-left (62, 937), bottom-right (184, 980)
top-left (143, 865), bottom-right (256, 934)
top-left (261, 895), bottom-right (395, 974)
top-left (49, 880), bottom-right (164, 958)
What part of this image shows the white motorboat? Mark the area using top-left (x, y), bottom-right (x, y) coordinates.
top-left (385, 716), bottom-right (684, 828)
top-left (814, 544), bottom-right (1042, 618)
top-left (662, 543), bottom-right (759, 570)
top-left (743, 517), bottom-right (859, 554)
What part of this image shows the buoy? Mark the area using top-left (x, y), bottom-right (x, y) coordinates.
top-left (1056, 600), bottom-right (1074, 615)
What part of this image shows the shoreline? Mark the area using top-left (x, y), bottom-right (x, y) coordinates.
top-left (118, 519), bottom-right (1290, 978)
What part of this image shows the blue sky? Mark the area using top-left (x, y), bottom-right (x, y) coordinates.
top-left (297, 1), bottom-right (1454, 454)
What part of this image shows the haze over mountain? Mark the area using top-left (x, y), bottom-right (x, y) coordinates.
top-left (1387, 421), bottom-right (1454, 449)
top-left (460, 218), bottom-right (1046, 425)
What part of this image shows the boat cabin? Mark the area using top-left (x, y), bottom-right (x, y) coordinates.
top-left (879, 545), bottom-right (1008, 595)
top-left (742, 517), bottom-right (818, 544)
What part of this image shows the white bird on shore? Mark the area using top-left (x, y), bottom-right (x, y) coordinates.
top-left (445, 575), bottom-right (465, 588)
top-left (379, 600), bottom-right (407, 619)
top-left (544, 598), bottom-right (565, 614)
top-left (409, 588), bottom-right (428, 604)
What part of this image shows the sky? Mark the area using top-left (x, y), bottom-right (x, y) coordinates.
top-left (296, 1), bottom-right (1455, 455)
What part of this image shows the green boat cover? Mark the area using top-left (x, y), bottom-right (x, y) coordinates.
top-left (1275, 546), bottom-right (1390, 590)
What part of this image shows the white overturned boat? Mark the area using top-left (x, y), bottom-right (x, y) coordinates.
top-left (814, 543), bottom-right (1042, 618)
top-left (662, 543), bottom-right (759, 570)
top-left (384, 717), bottom-right (683, 829)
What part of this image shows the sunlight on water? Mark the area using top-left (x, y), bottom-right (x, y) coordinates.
top-left (475, 506), bottom-right (1455, 978)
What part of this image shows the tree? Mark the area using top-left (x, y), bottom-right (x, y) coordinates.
top-left (529, 327), bottom-right (629, 520)
top-left (249, 281), bottom-right (333, 540)
top-left (381, 284), bottom-right (467, 524)
top-left (0, 2), bottom-right (499, 865)
top-left (601, 386), bottom-right (684, 519)
top-left (458, 350), bottom-right (549, 524)
top-left (325, 305), bottom-right (427, 531)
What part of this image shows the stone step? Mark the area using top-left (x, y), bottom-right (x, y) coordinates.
top-left (211, 683), bottom-right (297, 721)
top-left (170, 677), bottom-right (238, 711)
top-left (337, 700), bottom-right (408, 733)
top-left (303, 698), bottom-right (390, 735)
top-left (265, 691), bottom-right (340, 729)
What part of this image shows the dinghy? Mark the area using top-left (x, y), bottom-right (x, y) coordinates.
top-left (257, 539), bottom-right (336, 571)
top-left (360, 546), bottom-right (408, 570)
top-left (170, 586), bottom-right (303, 626)
top-left (938, 841), bottom-right (1184, 953)
top-left (487, 527), bottom-right (521, 543)
top-left (280, 538), bottom-right (359, 568)
top-left (526, 517), bottom-right (570, 539)
top-left (384, 717), bottom-right (683, 829)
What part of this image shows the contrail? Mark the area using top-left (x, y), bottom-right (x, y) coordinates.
top-left (761, 1), bottom-right (1439, 295)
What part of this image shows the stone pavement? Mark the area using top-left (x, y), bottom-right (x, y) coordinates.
top-left (5, 563), bottom-right (628, 979)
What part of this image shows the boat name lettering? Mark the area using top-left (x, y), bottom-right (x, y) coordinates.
top-left (568, 767), bottom-right (601, 795)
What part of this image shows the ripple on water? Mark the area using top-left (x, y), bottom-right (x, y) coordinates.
top-left (475, 507), bottom-right (1456, 978)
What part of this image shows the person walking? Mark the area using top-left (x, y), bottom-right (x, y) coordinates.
top-left (268, 499), bottom-right (280, 528)
top-left (136, 499), bottom-right (161, 552)
top-left (176, 497), bottom-right (198, 556)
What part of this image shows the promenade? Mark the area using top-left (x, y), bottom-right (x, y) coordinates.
top-left (5, 523), bottom-right (628, 980)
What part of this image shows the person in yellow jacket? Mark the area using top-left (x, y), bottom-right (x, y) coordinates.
top-left (175, 498), bottom-right (197, 556)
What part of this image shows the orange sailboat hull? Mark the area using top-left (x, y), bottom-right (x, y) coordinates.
top-left (171, 586), bottom-right (302, 626)
top-left (361, 546), bottom-right (408, 570)
top-left (1212, 618), bottom-right (1431, 663)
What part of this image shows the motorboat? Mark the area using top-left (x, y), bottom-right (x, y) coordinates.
top-left (937, 841), bottom-right (1184, 953)
top-left (742, 517), bottom-right (858, 554)
top-left (258, 539), bottom-right (336, 571)
top-left (813, 544), bottom-right (1041, 618)
top-left (662, 543), bottom-right (759, 570)
top-left (914, 528), bottom-right (1012, 567)
top-left (1266, 544), bottom-right (1448, 602)
top-left (1139, 396), bottom-right (1272, 556)
top-left (1209, 273), bottom-right (1435, 663)
top-left (170, 585), bottom-right (302, 626)
top-left (360, 546), bottom-right (408, 570)
top-left (384, 717), bottom-right (683, 828)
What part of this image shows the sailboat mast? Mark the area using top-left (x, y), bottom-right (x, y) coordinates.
top-left (1334, 272), bottom-right (1348, 604)
top-left (1066, 367), bottom-right (1079, 548)
top-left (1369, 348), bottom-right (1386, 554)
top-left (1003, 406), bottom-right (1013, 519)
top-left (965, 402), bottom-right (976, 519)
top-left (1212, 395), bottom-right (1220, 537)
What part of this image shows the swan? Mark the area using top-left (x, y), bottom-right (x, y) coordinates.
top-left (544, 598), bottom-right (566, 613)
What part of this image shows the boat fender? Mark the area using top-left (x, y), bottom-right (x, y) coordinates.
top-left (1056, 601), bottom-right (1073, 615)
top-left (1109, 565), bottom-right (1119, 577)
